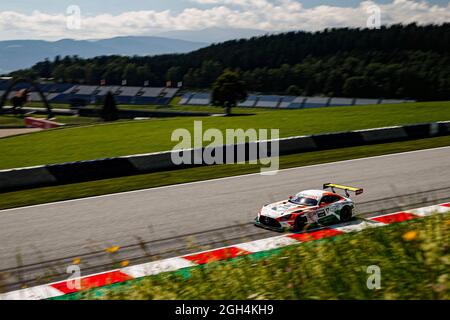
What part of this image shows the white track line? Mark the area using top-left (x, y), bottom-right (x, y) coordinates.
top-left (1, 145), bottom-right (449, 213)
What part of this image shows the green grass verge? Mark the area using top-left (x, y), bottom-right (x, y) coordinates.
top-left (0, 115), bottom-right (24, 127)
top-left (0, 101), bottom-right (449, 170)
top-left (53, 213), bottom-right (450, 300)
top-left (1, 135), bottom-right (449, 211)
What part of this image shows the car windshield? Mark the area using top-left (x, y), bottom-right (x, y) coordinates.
top-left (289, 196), bottom-right (318, 206)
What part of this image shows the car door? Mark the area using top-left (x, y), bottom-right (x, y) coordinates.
top-left (317, 195), bottom-right (341, 224)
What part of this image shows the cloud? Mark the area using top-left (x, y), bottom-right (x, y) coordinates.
top-left (0, 0), bottom-right (449, 40)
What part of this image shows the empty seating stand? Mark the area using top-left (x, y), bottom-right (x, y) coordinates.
top-left (156, 88), bottom-right (179, 104)
top-left (380, 99), bottom-right (411, 104)
top-left (278, 96), bottom-right (296, 108)
top-left (73, 85), bottom-right (99, 95)
top-left (135, 87), bottom-right (164, 105)
top-left (286, 97), bottom-right (306, 109)
top-left (45, 84), bottom-right (181, 106)
top-left (179, 93), bottom-right (194, 105)
top-left (329, 97), bottom-right (354, 107)
top-left (0, 80), bottom-right (414, 109)
top-left (255, 95), bottom-right (283, 108)
top-left (188, 93), bottom-right (211, 106)
top-left (70, 85), bottom-right (99, 103)
top-left (353, 98), bottom-right (380, 105)
top-left (28, 92), bottom-right (42, 101)
top-left (162, 88), bottom-right (178, 99)
top-left (303, 97), bottom-right (331, 109)
top-left (238, 95), bottom-right (258, 107)
top-left (115, 86), bottom-right (142, 104)
top-left (94, 86), bottom-right (120, 97)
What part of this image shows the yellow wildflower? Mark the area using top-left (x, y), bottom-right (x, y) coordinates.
top-left (105, 246), bottom-right (120, 253)
top-left (402, 231), bottom-right (418, 241)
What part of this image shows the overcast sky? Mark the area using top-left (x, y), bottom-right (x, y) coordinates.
top-left (0, 0), bottom-right (449, 41)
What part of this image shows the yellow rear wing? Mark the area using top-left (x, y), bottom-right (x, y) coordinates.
top-left (323, 183), bottom-right (364, 196)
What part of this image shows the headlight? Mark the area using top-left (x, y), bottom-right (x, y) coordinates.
top-left (279, 214), bottom-right (292, 221)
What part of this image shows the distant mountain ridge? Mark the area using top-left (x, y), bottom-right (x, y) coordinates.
top-left (155, 27), bottom-right (270, 43)
top-left (0, 36), bottom-right (208, 73)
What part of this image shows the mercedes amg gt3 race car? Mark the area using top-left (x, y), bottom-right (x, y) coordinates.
top-left (255, 183), bottom-right (363, 232)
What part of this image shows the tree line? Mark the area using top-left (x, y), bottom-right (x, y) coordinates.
top-left (9, 23), bottom-right (450, 100)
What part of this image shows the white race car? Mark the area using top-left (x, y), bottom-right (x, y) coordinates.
top-left (255, 183), bottom-right (363, 232)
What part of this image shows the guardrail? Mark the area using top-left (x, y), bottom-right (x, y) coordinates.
top-left (0, 121), bottom-right (449, 192)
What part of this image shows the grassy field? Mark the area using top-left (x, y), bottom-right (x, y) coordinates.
top-left (1, 135), bottom-right (449, 210)
top-left (0, 114), bottom-right (24, 127)
top-left (0, 101), bottom-right (449, 170)
top-left (54, 213), bottom-right (450, 300)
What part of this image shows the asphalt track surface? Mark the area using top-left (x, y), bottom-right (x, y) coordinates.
top-left (1, 146), bottom-right (450, 290)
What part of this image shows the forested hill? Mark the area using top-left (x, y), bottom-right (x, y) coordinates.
top-left (10, 23), bottom-right (450, 100)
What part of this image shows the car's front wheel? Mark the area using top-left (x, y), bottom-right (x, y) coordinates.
top-left (294, 216), bottom-right (306, 232)
top-left (339, 206), bottom-right (353, 222)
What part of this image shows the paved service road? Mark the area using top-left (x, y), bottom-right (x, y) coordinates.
top-left (0, 128), bottom-right (42, 138)
top-left (0, 147), bottom-right (449, 274)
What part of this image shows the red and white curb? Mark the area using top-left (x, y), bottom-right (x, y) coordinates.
top-left (1, 202), bottom-right (449, 300)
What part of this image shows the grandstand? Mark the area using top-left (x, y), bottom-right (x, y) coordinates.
top-left (27, 92), bottom-right (42, 101)
top-left (353, 98), bottom-right (380, 106)
top-left (0, 81), bottom-right (180, 106)
top-left (238, 95), bottom-right (258, 107)
top-left (278, 96), bottom-right (296, 108)
top-left (158, 88), bottom-right (179, 105)
top-left (44, 83), bottom-right (76, 94)
top-left (162, 88), bottom-right (178, 99)
top-left (303, 97), bottom-right (331, 108)
top-left (188, 93), bottom-right (210, 106)
top-left (94, 86), bottom-right (121, 97)
top-left (72, 85), bottom-right (99, 95)
top-left (285, 97), bottom-right (306, 109)
top-left (0, 79), bottom-right (416, 109)
top-left (135, 87), bottom-right (163, 104)
top-left (329, 97), bottom-right (354, 106)
top-left (381, 99), bottom-right (416, 104)
top-left (255, 95), bottom-right (283, 108)
top-left (179, 93), bottom-right (194, 105)
top-left (180, 91), bottom-right (415, 109)
top-left (114, 86), bottom-right (141, 104)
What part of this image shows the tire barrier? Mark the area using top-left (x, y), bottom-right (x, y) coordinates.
top-left (1, 121), bottom-right (449, 192)
top-left (1, 106), bottom-right (76, 117)
top-left (0, 167), bottom-right (57, 191)
top-left (45, 158), bottom-right (140, 184)
top-left (78, 108), bottom-right (212, 119)
top-left (356, 126), bottom-right (408, 143)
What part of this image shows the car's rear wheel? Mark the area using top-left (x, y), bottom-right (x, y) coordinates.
top-left (340, 206), bottom-right (353, 222)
